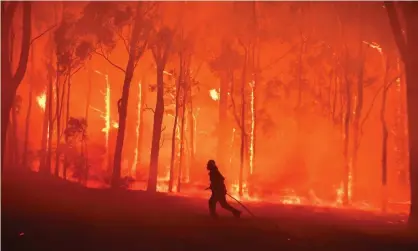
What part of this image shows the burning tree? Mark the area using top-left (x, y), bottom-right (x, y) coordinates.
top-left (1, 2), bottom-right (32, 168)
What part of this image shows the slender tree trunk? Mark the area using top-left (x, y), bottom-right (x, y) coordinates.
top-left (351, 45), bottom-right (365, 201)
top-left (342, 47), bottom-right (352, 206)
top-left (169, 64), bottom-right (182, 192)
top-left (380, 56), bottom-right (390, 212)
top-left (112, 3), bottom-right (143, 188)
top-left (148, 65), bottom-right (165, 192)
top-left (239, 51), bottom-right (248, 197)
top-left (47, 66), bottom-right (54, 174)
top-left (54, 72), bottom-right (62, 177)
top-left (22, 50), bottom-right (34, 169)
top-left (177, 82), bottom-right (187, 193)
top-left (84, 63), bottom-right (92, 182)
top-left (63, 67), bottom-right (72, 180)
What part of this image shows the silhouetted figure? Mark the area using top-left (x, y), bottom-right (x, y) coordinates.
top-left (206, 160), bottom-right (241, 218)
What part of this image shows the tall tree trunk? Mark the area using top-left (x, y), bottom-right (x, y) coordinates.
top-left (63, 67), bottom-right (72, 180)
top-left (385, 1), bottom-right (418, 230)
top-left (380, 56), bottom-right (390, 212)
top-left (342, 47), bottom-right (351, 206)
top-left (47, 65), bottom-right (54, 174)
top-left (1, 2), bottom-right (32, 169)
top-left (351, 45), bottom-right (365, 201)
top-left (111, 3), bottom-right (143, 188)
top-left (169, 63), bottom-right (182, 192)
top-left (136, 78), bottom-right (147, 179)
top-left (148, 27), bottom-right (173, 192)
top-left (23, 45), bottom-right (35, 169)
top-left (238, 50), bottom-right (248, 197)
top-left (177, 81), bottom-right (187, 193)
top-left (148, 65), bottom-right (165, 192)
top-left (54, 73), bottom-right (62, 177)
top-left (84, 63), bottom-right (92, 182)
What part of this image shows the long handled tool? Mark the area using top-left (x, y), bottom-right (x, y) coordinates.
top-left (226, 193), bottom-right (256, 218)
top-left (205, 187), bottom-right (256, 218)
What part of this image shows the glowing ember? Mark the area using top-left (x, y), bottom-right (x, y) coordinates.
top-left (36, 90), bottom-right (47, 111)
top-left (209, 88), bottom-right (220, 101)
top-left (363, 41), bottom-right (383, 55)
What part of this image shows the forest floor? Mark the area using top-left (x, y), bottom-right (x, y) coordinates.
top-left (2, 170), bottom-right (418, 251)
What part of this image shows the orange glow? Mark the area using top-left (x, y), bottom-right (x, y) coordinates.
top-left (7, 2), bottom-right (412, 217)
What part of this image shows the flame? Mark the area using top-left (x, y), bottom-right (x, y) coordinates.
top-left (363, 41), bottom-right (383, 55)
top-left (132, 81), bottom-right (142, 176)
top-left (36, 90), bottom-right (47, 111)
top-left (249, 81), bottom-right (255, 175)
top-left (209, 88), bottom-right (220, 101)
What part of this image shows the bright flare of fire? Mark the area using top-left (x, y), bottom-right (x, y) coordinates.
top-left (36, 91), bottom-right (47, 111)
top-left (209, 88), bottom-right (220, 101)
top-left (132, 81), bottom-right (142, 177)
top-left (249, 81), bottom-right (255, 175)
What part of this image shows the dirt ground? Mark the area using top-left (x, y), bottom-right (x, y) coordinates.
top-left (2, 170), bottom-right (417, 251)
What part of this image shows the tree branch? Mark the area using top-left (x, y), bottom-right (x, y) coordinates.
top-left (143, 103), bottom-right (155, 113)
top-left (114, 28), bottom-right (130, 53)
top-left (30, 24), bottom-right (57, 46)
top-left (94, 46), bottom-right (126, 74)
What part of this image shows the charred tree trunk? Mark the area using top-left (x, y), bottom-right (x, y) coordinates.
top-left (47, 64), bottom-right (54, 174)
top-left (385, 1), bottom-right (418, 230)
top-left (54, 73), bottom-right (62, 177)
top-left (148, 27), bottom-right (173, 192)
top-left (111, 3), bottom-right (144, 189)
top-left (177, 89), bottom-right (187, 193)
top-left (239, 50), bottom-right (248, 197)
top-left (148, 65), bottom-right (165, 192)
top-left (84, 64), bottom-right (92, 182)
top-left (342, 47), bottom-right (351, 206)
top-left (63, 67), bottom-right (72, 180)
top-left (169, 63), bottom-right (182, 192)
top-left (23, 45), bottom-right (36, 170)
top-left (351, 45), bottom-right (365, 201)
top-left (380, 56), bottom-right (390, 212)
top-left (1, 2), bottom-right (31, 169)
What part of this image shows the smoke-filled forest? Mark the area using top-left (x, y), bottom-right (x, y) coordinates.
top-left (2, 1), bottom-right (418, 250)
